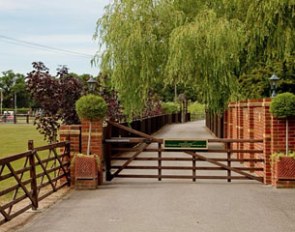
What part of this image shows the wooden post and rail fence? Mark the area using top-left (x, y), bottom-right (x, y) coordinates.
top-left (0, 114), bottom-right (34, 124)
top-left (0, 141), bottom-right (71, 225)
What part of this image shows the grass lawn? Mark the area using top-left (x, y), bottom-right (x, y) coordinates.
top-left (0, 124), bottom-right (46, 158)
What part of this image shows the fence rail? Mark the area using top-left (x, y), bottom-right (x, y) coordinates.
top-left (0, 114), bottom-right (35, 124)
top-left (0, 141), bottom-right (71, 225)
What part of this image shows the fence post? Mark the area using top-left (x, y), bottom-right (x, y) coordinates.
top-left (28, 140), bottom-right (38, 210)
top-left (26, 114), bottom-right (29, 124)
top-left (65, 141), bottom-right (71, 187)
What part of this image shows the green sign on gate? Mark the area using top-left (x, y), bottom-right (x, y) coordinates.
top-left (164, 139), bottom-right (208, 150)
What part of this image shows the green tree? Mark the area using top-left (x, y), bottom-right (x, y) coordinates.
top-left (237, 0), bottom-right (295, 96)
top-left (94, 0), bottom-right (295, 116)
top-left (166, 9), bottom-right (243, 112)
top-left (94, 0), bottom-right (184, 116)
top-left (0, 70), bottom-right (30, 109)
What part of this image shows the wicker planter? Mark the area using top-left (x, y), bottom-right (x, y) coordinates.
top-left (74, 155), bottom-right (99, 190)
top-left (275, 157), bottom-right (295, 180)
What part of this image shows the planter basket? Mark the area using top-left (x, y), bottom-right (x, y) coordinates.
top-left (74, 155), bottom-right (98, 189)
top-left (276, 157), bottom-right (295, 180)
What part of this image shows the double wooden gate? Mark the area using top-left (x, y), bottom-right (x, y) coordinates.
top-left (104, 121), bottom-right (264, 183)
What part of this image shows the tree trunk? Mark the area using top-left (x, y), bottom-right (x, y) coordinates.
top-left (87, 121), bottom-right (92, 155)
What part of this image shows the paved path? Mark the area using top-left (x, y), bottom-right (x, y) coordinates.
top-left (16, 121), bottom-right (295, 232)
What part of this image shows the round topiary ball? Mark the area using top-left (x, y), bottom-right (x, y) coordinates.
top-left (270, 92), bottom-right (295, 118)
top-left (75, 94), bottom-right (107, 120)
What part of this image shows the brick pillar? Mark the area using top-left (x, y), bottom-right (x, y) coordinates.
top-left (262, 98), bottom-right (272, 184)
top-left (247, 100), bottom-right (255, 169)
top-left (237, 101), bottom-right (246, 159)
top-left (81, 119), bottom-right (104, 185)
top-left (223, 110), bottom-right (228, 138)
top-left (60, 124), bottom-right (82, 153)
top-left (227, 104), bottom-right (234, 139)
top-left (232, 103), bottom-right (238, 148)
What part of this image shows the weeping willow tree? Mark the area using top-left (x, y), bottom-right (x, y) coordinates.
top-left (94, 0), bottom-right (295, 116)
top-left (94, 0), bottom-right (185, 117)
top-left (236, 0), bottom-right (295, 97)
top-left (165, 9), bottom-right (244, 112)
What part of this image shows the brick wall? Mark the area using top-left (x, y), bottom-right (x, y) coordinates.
top-left (226, 98), bottom-right (295, 187)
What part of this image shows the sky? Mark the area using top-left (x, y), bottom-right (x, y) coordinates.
top-left (0, 0), bottom-right (110, 76)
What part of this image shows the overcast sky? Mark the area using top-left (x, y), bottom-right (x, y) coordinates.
top-left (0, 0), bottom-right (110, 76)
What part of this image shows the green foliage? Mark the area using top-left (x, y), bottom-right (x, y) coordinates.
top-left (237, 65), bottom-right (271, 100)
top-left (26, 62), bottom-right (83, 142)
top-left (166, 9), bottom-right (243, 112)
top-left (188, 101), bottom-right (205, 120)
top-left (95, 0), bottom-right (295, 115)
top-left (188, 102), bottom-right (205, 114)
top-left (75, 94), bottom-right (107, 121)
top-left (0, 70), bottom-right (31, 108)
top-left (161, 102), bottom-right (180, 114)
top-left (94, 0), bottom-right (185, 116)
top-left (271, 151), bottom-right (295, 162)
top-left (270, 92), bottom-right (295, 118)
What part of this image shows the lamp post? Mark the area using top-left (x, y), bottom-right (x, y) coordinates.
top-left (87, 76), bottom-right (97, 93)
top-left (269, 73), bottom-right (279, 98)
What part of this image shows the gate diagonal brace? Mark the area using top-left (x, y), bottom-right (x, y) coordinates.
top-left (112, 143), bottom-right (150, 178)
top-left (186, 151), bottom-right (263, 182)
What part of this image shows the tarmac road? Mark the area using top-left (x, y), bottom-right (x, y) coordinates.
top-left (15, 120), bottom-right (295, 232)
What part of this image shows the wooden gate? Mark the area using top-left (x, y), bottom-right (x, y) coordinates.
top-left (104, 121), bottom-right (264, 183)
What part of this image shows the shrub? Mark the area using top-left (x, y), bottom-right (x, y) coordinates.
top-left (75, 94), bottom-right (107, 120)
top-left (161, 102), bottom-right (180, 114)
top-left (188, 102), bottom-right (205, 114)
top-left (270, 92), bottom-right (295, 118)
top-left (271, 151), bottom-right (295, 163)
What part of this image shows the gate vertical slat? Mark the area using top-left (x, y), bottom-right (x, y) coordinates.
top-left (158, 143), bottom-right (162, 181)
top-left (192, 154), bottom-right (196, 182)
top-left (226, 142), bottom-right (231, 182)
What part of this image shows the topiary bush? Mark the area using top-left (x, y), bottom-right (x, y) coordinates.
top-left (161, 102), bottom-right (180, 114)
top-left (270, 92), bottom-right (295, 118)
top-left (75, 94), bottom-right (107, 121)
top-left (75, 94), bottom-right (107, 155)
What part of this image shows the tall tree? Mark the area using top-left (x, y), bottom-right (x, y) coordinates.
top-left (94, 0), bottom-right (184, 116)
top-left (94, 0), bottom-right (295, 115)
top-left (0, 70), bottom-right (30, 108)
top-left (26, 62), bottom-right (83, 142)
top-left (166, 9), bottom-right (244, 112)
